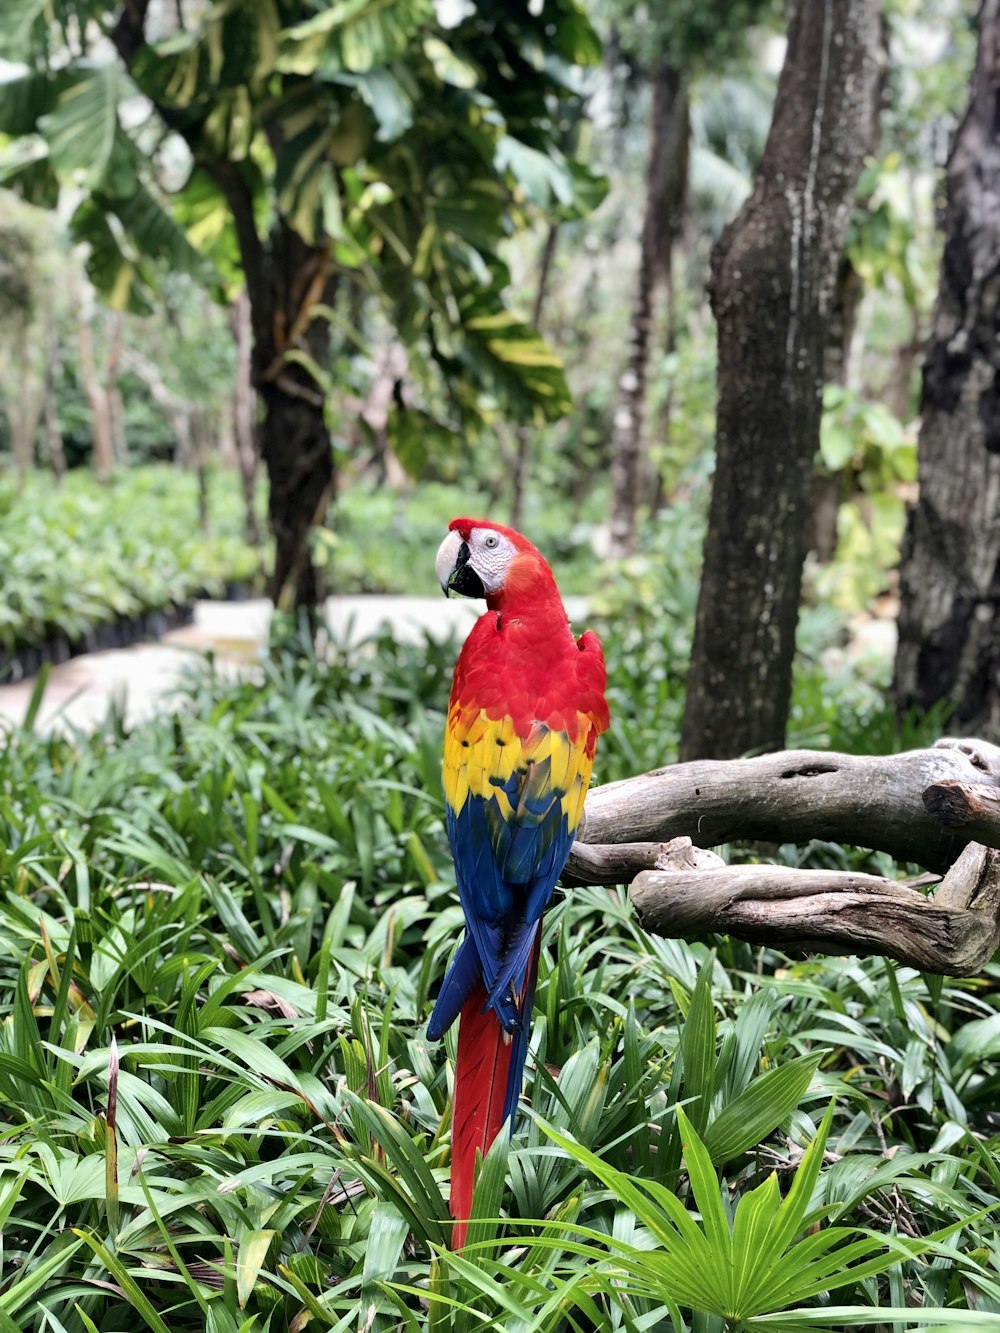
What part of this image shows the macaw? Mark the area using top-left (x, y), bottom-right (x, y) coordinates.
top-left (428, 517), bottom-right (609, 1246)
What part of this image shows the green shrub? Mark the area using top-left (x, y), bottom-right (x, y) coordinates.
top-left (0, 623), bottom-right (995, 1331)
top-left (0, 466), bottom-right (265, 658)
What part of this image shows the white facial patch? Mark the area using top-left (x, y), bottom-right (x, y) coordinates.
top-left (467, 527), bottom-right (517, 593)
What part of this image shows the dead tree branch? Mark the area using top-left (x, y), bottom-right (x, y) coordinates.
top-left (563, 738), bottom-right (1000, 976)
top-left (571, 738), bottom-right (1000, 876)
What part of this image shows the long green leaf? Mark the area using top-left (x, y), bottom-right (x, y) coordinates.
top-left (704, 1053), bottom-right (821, 1165)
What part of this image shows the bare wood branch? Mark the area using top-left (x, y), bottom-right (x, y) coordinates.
top-left (577, 741), bottom-right (1000, 874)
top-left (922, 779), bottom-right (1000, 838)
top-left (563, 739), bottom-right (1000, 977)
top-left (561, 842), bottom-right (667, 887)
top-left (626, 838), bottom-right (1000, 976)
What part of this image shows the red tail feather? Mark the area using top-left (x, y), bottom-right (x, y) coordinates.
top-left (450, 984), bottom-right (512, 1248)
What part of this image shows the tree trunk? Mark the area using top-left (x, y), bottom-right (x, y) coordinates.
top-left (253, 224), bottom-right (336, 612)
top-left (8, 344), bottom-right (41, 475)
top-left (42, 317), bottom-right (65, 482)
top-left (608, 59), bottom-right (688, 560)
top-left (232, 289), bottom-right (261, 546)
top-left (77, 306), bottom-right (115, 480)
top-left (104, 312), bottom-right (127, 465)
top-left (680, 0), bottom-right (881, 761)
top-left (893, 0), bottom-right (1000, 739)
top-left (108, 8), bottom-right (331, 611)
top-left (511, 222), bottom-right (560, 530)
top-left (192, 404), bottom-right (211, 534)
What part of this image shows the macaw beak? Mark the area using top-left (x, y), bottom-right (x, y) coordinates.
top-left (435, 532), bottom-right (486, 600)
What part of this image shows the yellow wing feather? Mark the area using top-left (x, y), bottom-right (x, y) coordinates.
top-left (444, 704), bottom-right (597, 837)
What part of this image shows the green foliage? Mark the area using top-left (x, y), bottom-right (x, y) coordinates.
top-left (326, 481), bottom-right (605, 596)
top-left (602, 0), bottom-right (782, 71)
top-left (813, 384), bottom-right (917, 616)
top-left (0, 467), bottom-right (264, 657)
top-left (0, 0), bottom-right (606, 454)
top-left (0, 618), bottom-right (997, 1329)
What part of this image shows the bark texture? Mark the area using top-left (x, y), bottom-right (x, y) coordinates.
top-left (232, 289), bottom-right (261, 547)
top-left (562, 737), bottom-right (1000, 977)
top-left (569, 737), bottom-right (1000, 877)
top-left (255, 227), bottom-right (336, 611)
top-left (608, 58), bottom-right (688, 560)
top-left (627, 838), bottom-right (1000, 977)
top-left (681, 0), bottom-right (881, 760)
top-left (77, 310), bottom-right (115, 479)
top-left (894, 0), bottom-right (1000, 738)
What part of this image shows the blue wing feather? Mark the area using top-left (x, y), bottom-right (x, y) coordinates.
top-left (433, 719), bottom-right (589, 1038)
top-left (426, 933), bottom-right (481, 1040)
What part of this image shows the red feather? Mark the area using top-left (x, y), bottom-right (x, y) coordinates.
top-left (449, 986), bottom-right (514, 1248)
top-left (450, 929), bottom-right (543, 1248)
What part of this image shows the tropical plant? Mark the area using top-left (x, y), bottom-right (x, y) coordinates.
top-left (0, 465), bottom-right (264, 661)
top-left (0, 0), bottom-right (605, 609)
top-left (0, 617), bottom-right (997, 1329)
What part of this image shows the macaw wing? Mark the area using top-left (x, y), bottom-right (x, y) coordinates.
top-left (444, 705), bottom-right (599, 1012)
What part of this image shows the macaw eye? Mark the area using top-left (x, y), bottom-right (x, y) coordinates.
top-left (483, 534), bottom-right (499, 549)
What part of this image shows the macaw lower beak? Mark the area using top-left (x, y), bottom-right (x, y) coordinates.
top-left (436, 532), bottom-right (486, 599)
top-left (446, 541), bottom-right (486, 599)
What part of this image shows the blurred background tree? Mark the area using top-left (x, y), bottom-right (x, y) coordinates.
top-left (0, 0), bottom-right (992, 746)
top-left (0, 0), bottom-right (602, 609)
top-left (893, 0), bottom-right (1000, 738)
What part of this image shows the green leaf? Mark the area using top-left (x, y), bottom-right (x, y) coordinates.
top-left (39, 65), bottom-right (119, 187)
top-left (675, 1104), bottom-right (733, 1292)
top-left (237, 1229), bottom-right (275, 1309)
top-left (280, 0), bottom-right (434, 76)
top-left (459, 303), bottom-right (572, 423)
top-left (704, 1053), bottom-right (821, 1165)
top-left (495, 136), bottom-right (575, 209)
top-left (463, 1128), bottom-right (510, 1257)
top-left (679, 955), bottom-right (716, 1135)
top-left (0, 1236), bottom-right (84, 1318)
top-left (0, 0), bottom-right (46, 60)
top-left (108, 182), bottom-right (218, 284)
top-left (345, 1094), bottom-right (448, 1248)
top-left (69, 199), bottom-right (148, 313)
top-left (351, 68), bottom-right (414, 141)
top-left (423, 37), bottom-right (478, 88)
top-left (73, 1231), bottom-right (173, 1333)
top-left (747, 1309), bottom-right (1000, 1330)
top-left (362, 1201), bottom-right (410, 1317)
top-left (819, 418), bottom-right (855, 471)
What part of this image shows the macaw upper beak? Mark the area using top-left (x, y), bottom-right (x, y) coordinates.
top-left (435, 532), bottom-right (486, 600)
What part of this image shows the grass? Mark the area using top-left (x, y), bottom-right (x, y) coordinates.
top-left (0, 615), bottom-right (998, 1331)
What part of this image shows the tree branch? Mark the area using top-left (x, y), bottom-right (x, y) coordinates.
top-left (562, 739), bottom-right (1000, 976)
top-left (202, 161), bottom-right (269, 333)
top-left (573, 739), bottom-right (1000, 875)
top-left (625, 837), bottom-right (1000, 977)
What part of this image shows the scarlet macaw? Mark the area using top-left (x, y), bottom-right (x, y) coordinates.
top-left (428, 518), bottom-right (609, 1245)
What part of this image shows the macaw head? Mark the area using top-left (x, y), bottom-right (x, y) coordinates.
top-left (435, 517), bottom-right (552, 605)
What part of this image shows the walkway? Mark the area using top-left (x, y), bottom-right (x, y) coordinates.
top-left (0, 595), bottom-right (589, 734)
